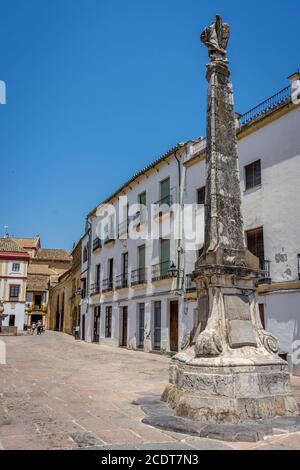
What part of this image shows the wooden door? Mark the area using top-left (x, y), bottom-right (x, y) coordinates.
top-left (121, 307), bottom-right (128, 347)
top-left (170, 301), bottom-right (178, 352)
top-left (82, 315), bottom-right (85, 341)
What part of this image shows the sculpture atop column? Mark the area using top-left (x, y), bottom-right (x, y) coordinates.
top-left (163, 15), bottom-right (298, 423)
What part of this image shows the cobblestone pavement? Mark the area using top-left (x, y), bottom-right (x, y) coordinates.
top-left (0, 331), bottom-right (299, 450)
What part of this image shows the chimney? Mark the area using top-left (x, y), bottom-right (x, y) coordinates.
top-left (288, 71), bottom-right (300, 105)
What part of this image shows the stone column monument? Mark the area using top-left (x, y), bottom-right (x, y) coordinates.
top-left (163, 15), bottom-right (298, 423)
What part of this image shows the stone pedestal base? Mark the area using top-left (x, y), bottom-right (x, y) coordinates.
top-left (163, 351), bottom-right (298, 424)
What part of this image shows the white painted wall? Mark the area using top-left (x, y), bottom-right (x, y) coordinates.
top-left (82, 102), bottom-right (300, 362)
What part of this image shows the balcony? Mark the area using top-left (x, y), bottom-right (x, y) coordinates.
top-left (102, 278), bottom-right (114, 293)
top-left (151, 261), bottom-right (172, 282)
top-left (115, 274), bottom-right (128, 290)
top-left (185, 274), bottom-right (196, 293)
top-left (258, 260), bottom-right (272, 285)
top-left (93, 238), bottom-right (102, 251)
top-left (90, 283), bottom-right (100, 295)
top-left (131, 268), bottom-right (147, 287)
top-left (240, 86), bottom-right (291, 126)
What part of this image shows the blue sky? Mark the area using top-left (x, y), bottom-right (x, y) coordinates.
top-left (0, 0), bottom-right (299, 250)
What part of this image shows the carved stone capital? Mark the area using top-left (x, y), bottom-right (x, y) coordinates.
top-left (195, 330), bottom-right (223, 357)
top-left (259, 330), bottom-right (280, 355)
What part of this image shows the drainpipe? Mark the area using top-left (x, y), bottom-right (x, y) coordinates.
top-left (174, 148), bottom-right (186, 293)
top-left (86, 216), bottom-right (92, 325)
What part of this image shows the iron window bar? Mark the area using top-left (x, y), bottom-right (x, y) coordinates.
top-left (257, 260), bottom-right (272, 285)
top-left (90, 283), bottom-right (100, 295)
top-left (115, 274), bottom-right (128, 290)
top-left (102, 278), bottom-right (114, 292)
top-left (185, 274), bottom-right (197, 293)
top-left (151, 261), bottom-right (172, 282)
top-left (131, 268), bottom-right (147, 286)
top-left (93, 238), bottom-right (102, 251)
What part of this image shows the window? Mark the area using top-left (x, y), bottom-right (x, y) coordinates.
top-left (138, 191), bottom-right (147, 224)
top-left (160, 178), bottom-right (170, 204)
top-left (9, 285), bottom-right (20, 300)
top-left (95, 264), bottom-right (101, 288)
top-left (245, 160), bottom-right (261, 190)
top-left (246, 227), bottom-right (264, 268)
top-left (197, 187), bottom-right (206, 205)
top-left (81, 278), bottom-right (87, 299)
top-left (9, 315), bottom-right (15, 327)
top-left (108, 259), bottom-right (114, 283)
top-left (122, 253), bottom-right (128, 281)
top-left (160, 239), bottom-right (170, 278)
top-left (139, 191), bottom-right (146, 206)
top-left (12, 263), bottom-right (20, 272)
top-left (83, 245), bottom-right (88, 263)
top-left (105, 306), bottom-right (112, 338)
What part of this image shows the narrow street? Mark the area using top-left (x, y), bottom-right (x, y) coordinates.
top-left (0, 332), bottom-right (300, 450)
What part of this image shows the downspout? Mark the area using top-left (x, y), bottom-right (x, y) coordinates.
top-left (86, 216), bottom-right (92, 316)
top-left (174, 147), bottom-right (186, 293)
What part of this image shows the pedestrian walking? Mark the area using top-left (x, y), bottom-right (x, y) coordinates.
top-left (37, 320), bottom-right (43, 335)
top-left (31, 322), bottom-right (36, 335)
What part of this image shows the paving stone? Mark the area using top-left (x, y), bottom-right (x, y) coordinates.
top-left (1, 332), bottom-right (300, 450)
top-left (184, 437), bottom-right (233, 450)
top-left (0, 415), bottom-right (11, 426)
top-left (69, 431), bottom-right (105, 448)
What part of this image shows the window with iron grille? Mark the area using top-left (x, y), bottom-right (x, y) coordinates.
top-left (245, 160), bottom-right (261, 190)
top-left (197, 187), bottom-right (206, 205)
top-left (9, 285), bottom-right (20, 300)
top-left (246, 227), bottom-right (264, 268)
top-left (105, 306), bottom-right (112, 338)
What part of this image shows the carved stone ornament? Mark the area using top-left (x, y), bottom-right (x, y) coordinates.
top-left (181, 331), bottom-right (191, 351)
top-left (195, 330), bottom-right (223, 357)
top-left (259, 330), bottom-right (280, 355)
top-left (200, 14), bottom-right (230, 62)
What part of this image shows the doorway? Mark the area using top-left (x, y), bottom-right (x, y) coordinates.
top-left (170, 300), bottom-right (179, 352)
top-left (93, 307), bottom-right (101, 343)
top-left (121, 306), bottom-right (128, 347)
top-left (82, 315), bottom-right (85, 341)
top-left (153, 301), bottom-right (161, 351)
top-left (138, 303), bottom-right (145, 349)
top-left (31, 314), bottom-right (43, 325)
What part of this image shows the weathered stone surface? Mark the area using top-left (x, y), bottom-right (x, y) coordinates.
top-left (69, 432), bottom-right (105, 448)
top-left (136, 396), bottom-right (300, 443)
top-left (163, 14), bottom-right (298, 423)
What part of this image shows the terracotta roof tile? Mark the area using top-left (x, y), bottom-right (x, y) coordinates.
top-left (35, 249), bottom-right (72, 262)
top-left (0, 237), bottom-right (28, 254)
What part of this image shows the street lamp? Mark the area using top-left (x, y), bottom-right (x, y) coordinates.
top-left (168, 261), bottom-right (178, 278)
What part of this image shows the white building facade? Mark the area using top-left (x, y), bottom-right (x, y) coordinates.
top-left (80, 72), bottom-right (300, 374)
top-left (0, 238), bottom-right (30, 332)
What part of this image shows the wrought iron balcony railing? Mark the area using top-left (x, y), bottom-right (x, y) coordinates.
top-left (115, 274), bottom-right (128, 290)
top-left (90, 283), bottom-right (100, 295)
top-left (151, 261), bottom-right (171, 282)
top-left (93, 238), bottom-right (102, 251)
top-left (102, 278), bottom-right (114, 292)
top-left (131, 268), bottom-right (147, 286)
top-left (258, 260), bottom-right (272, 285)
top-left (240, 86), bottom-right (291, 125)
top-left (185, 274), bottom-right (196, 293)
